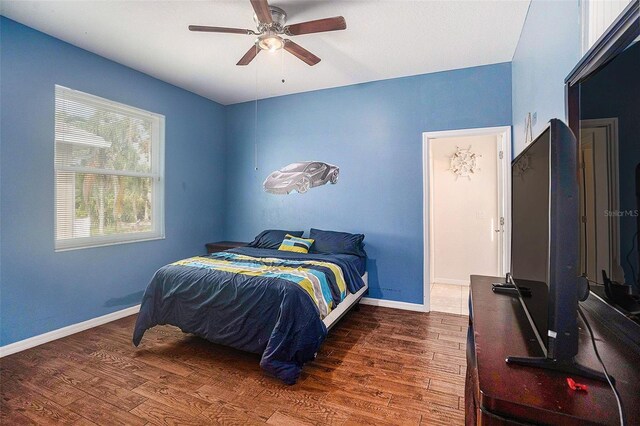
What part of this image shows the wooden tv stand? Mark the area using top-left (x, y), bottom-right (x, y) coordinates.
top-left (465, 275), bottom-right (640, 425)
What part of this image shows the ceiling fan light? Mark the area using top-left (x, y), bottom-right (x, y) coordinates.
top-left (257, 33), bottom-right (284, 52)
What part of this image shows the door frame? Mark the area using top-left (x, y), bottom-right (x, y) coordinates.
top-left (579, 117), bottom-right (620, 281)
top-left (422, 126), bottom-right (512, 311)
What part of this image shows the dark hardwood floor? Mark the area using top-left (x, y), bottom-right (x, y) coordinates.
top-left (0, 305), bottom-right (468, 425)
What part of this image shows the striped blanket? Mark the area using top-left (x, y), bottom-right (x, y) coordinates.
top-left (173, 252), bottom-right (347, 319)
top-left (132, 247), bottom-right (365, 384)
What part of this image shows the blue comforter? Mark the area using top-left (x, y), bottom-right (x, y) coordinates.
top-left (132, 247), bottom-right (365, 384)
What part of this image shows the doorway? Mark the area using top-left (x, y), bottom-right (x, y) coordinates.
top-left (423, 126), bottom-right (511, 314)
top-left (579, 118), bottom-right (621, 283)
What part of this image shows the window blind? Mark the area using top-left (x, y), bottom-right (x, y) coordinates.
top-left (582, 0), bottom-right (633, 54)
top-left (54, 85), bottom-right (165, 250)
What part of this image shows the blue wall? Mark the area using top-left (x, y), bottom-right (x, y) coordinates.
top-left (224, 63), bottom-right (512, 305)
top-left (0, 17), bottom-right (227, 346)
top-left (511, 0), bottom-right (580, 155)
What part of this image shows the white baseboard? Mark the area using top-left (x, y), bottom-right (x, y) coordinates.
top-left (0, 304), bottom-right (141, 358)
top-left (0, 295), bottom-right (429, 357)
top-left (360, 297), bottom-right (427, 312)
top-left (433, 278), bottom-right (470, 286)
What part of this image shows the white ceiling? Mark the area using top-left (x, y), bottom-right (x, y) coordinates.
top-left (1, 0), bottom-right (531, 105)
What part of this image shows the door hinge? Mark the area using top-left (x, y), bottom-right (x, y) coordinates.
top-left (581, 215), bottom-right (587, 223)
top-left (500, 217), bottom-right (505, 226)
top-left (499, 151), bottom-right (504, 160)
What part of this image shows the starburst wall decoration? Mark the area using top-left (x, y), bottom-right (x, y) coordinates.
top-left (448, 146), bottom-right (481, 180)
top-left (513, 153), bottom-right (532, 179)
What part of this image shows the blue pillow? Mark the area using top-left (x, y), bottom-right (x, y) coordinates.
top-left (248, 230), bottom-right (304, 249)
top-left (309, 228), bottom-right (366, 257)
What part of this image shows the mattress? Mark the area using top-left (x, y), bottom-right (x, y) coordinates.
top-left (323, 272), bottom-right (368, 328)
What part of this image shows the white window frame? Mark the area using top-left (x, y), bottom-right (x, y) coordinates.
top-left (54, 85), bottom-right (165, 251)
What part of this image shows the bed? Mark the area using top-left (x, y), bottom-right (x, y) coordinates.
top-left (132, 232), bottom-right (367, 385)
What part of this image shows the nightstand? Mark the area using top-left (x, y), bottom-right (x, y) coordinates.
top-left (205, 241), bottom-right (247, 254)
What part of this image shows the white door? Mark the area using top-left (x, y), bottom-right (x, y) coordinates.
top-left (431, 134), bottom-right (503, 283)
top-left (423, 127), bottom-right (511, 314)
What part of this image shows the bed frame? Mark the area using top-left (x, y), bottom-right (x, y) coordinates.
top-left (324, 272), bottom-right (368, 330)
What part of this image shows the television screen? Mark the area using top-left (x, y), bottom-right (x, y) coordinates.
top-left (511, 128), bottom-right (551, 348)
top-left (509, 119), bottom-right (582, 361)
top-left (579, 40), bottom-right (639, 298)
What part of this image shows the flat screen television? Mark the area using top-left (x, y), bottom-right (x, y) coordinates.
top-left (577, 39), bottom-right (640, 319)
top-left (507, 119), bottom-right (607, 381)
top-left (566, 1), bottom-right (640, 323)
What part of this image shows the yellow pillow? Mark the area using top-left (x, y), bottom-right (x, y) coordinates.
top-left (278, 234), bottom-right (314, 254)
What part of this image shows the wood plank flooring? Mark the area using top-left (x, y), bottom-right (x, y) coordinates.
top-left (0, 305), bottom-right (468, 425)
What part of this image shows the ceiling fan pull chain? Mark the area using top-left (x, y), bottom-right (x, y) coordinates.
top-left (281, 48), bottom-right (286, 83)
top-left (254, 49), bottom-right (259, 171)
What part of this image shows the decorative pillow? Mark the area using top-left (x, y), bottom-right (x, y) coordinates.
top-left (248, 230), bottom-right (304, 249)
top-left (278, 234), bottom-right (315, 254)
top-left (309, 228), bottom-right (366, 257)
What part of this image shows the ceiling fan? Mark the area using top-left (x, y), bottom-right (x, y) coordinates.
top-left (188, 0), bottom-right (346, 66)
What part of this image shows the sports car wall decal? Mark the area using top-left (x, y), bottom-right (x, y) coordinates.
top-left (263, 161), bottom-right (339, 194)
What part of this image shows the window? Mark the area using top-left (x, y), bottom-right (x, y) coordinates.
top-left (581, 0), bottom-right (633, 54)
top-left (55, 86), bottom-right (164, 251)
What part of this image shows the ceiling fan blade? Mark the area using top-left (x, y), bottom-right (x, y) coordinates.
top-left (285, 16), bottom-right (346, 36)
top-left (284, 40), bottom-right (320, 66)
top-left (250, 0), bottom-right (272, 24)
top-left (188, 25), bottom-right (253, 35)
top-left (237, 45), bottom-right (260, 66)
